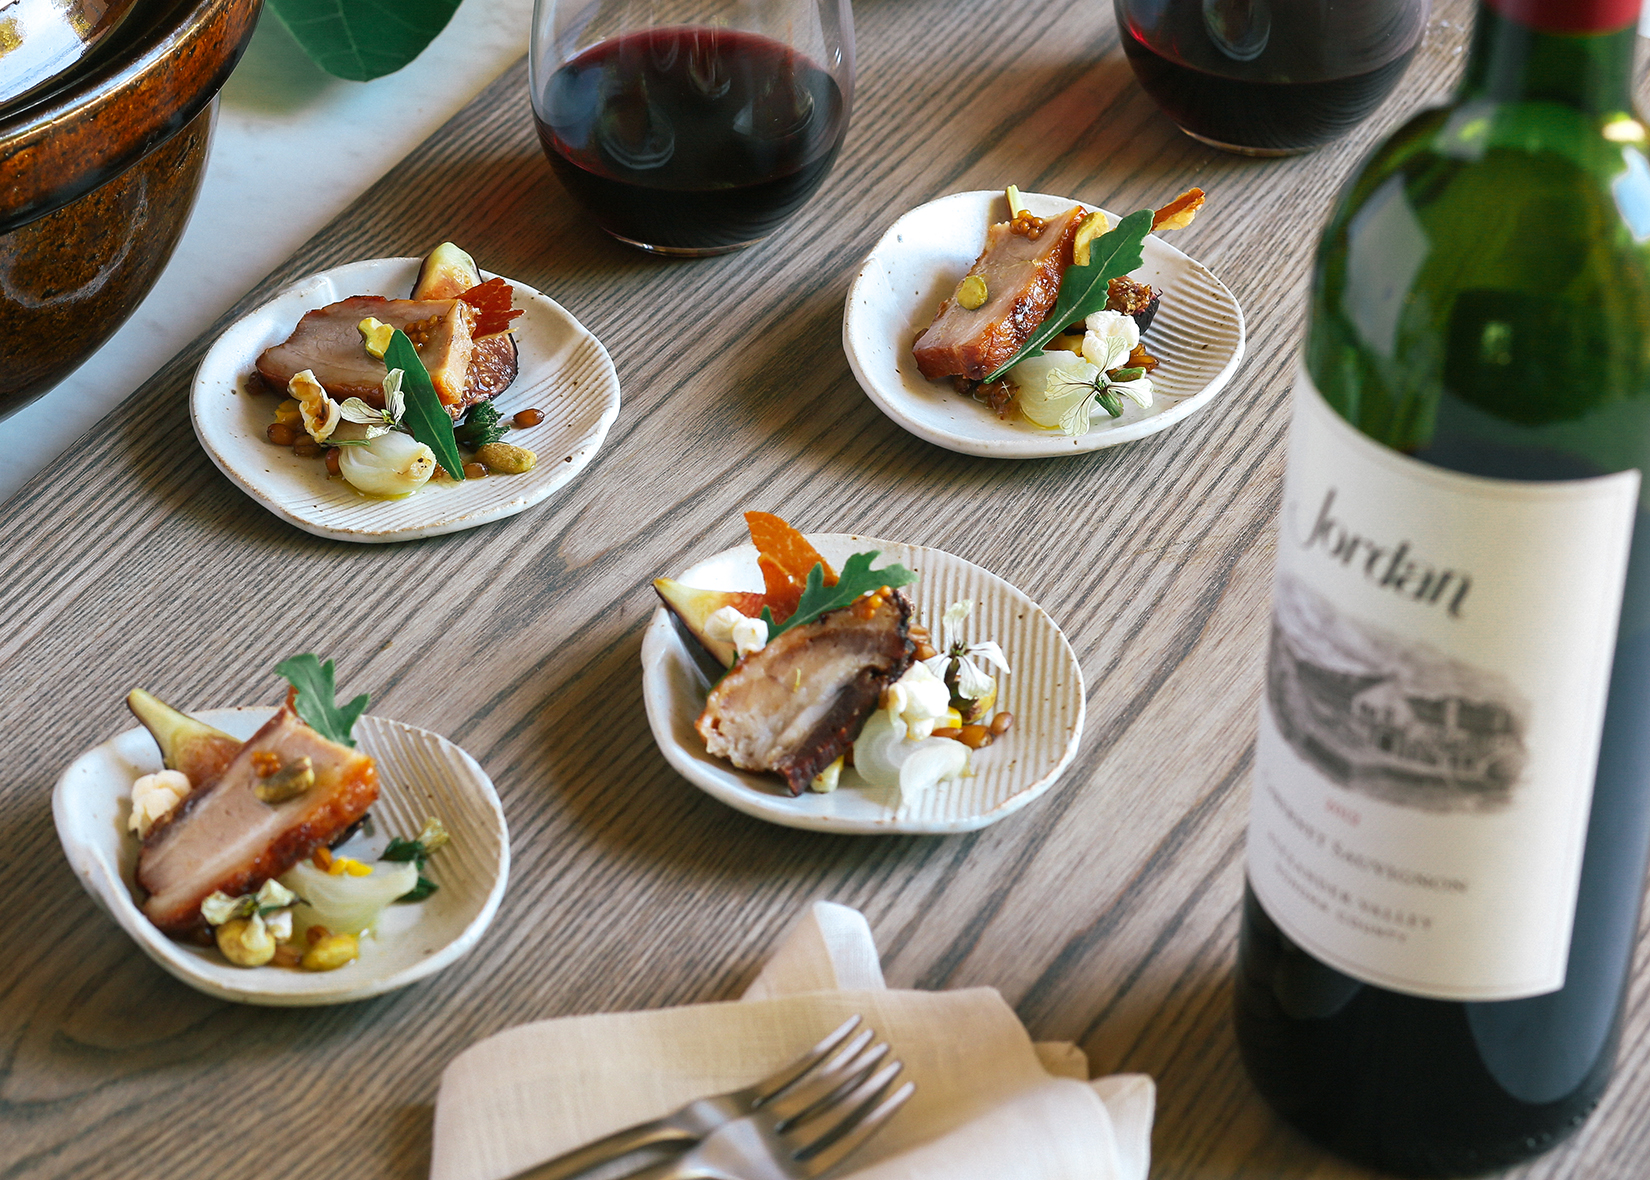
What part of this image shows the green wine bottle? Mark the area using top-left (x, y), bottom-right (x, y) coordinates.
top-left (1236, 1), bottom-right (1650, 1174)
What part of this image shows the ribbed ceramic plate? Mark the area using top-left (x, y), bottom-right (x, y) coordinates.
top-left (192, 257), bottom-right (621, 542)
top-left (53, 708), bottom-right (510, 1006)
top-left (640, 534), bottom-right (1085, 834)
top-left (843, 190), bottom-right (1246, 457)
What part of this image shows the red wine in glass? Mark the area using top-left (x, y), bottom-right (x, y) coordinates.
top-left (1115, 0), bottom-right (1428, 154)
top-left (533, 27), bottom-right (849, 255)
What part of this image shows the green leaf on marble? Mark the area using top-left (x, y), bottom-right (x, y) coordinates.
top-left (266, 0), bottom-right (463, 82)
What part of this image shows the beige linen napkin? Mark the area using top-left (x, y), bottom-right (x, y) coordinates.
top-left (432, 902), bottom-right (1153, 1180)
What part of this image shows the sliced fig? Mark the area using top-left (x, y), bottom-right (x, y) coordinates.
top-left (127, 689), bottom-right (243, 788)
top-left (412, 242), bottom-right (483, 300)
top-left (461, 334), bottom-right (519, 411)
top-left (654, 578), bottom-right (767, 668)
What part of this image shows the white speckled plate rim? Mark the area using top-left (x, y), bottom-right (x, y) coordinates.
top-left (191, 257), bottom-right (621, 543)
top-left (640, 534), bottom-right (1086, 835)
top-left (53, 707), bottom-right (510, 1006)
top-left (843, 189), bottom-right (1248, 458)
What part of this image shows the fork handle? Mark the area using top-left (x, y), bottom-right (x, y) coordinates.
top-left (506, 1120), bottom-right (696, 1180)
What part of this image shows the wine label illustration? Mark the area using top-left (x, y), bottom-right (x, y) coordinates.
top-left (1249, 367), bottom-right (1640, 1000)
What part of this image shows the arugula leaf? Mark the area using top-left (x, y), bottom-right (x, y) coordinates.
top-left (455, 401), bottom-right (511, 448)
top-left (275, 654), bottom-right (370, 748)
top-left (984, 209), bottom-right (1154, 383)
top-left (267, 0), bottom-right (463, 82)
top-left (398, 876), bottom-right (440, 903)
top-left (381, 837), bottom-right (424, 863)
top-left (384, 329), bottom-right (465, 479)
top-left (768, 551), bottom-right (918, 640)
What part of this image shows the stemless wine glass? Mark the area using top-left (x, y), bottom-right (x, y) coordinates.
top-left (530, 0), bottom-right (854, 256)
top-left (1115, 0), bottom-right (1430, 155)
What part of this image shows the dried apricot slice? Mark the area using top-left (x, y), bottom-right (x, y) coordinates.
top-left (745, 511), bottom-right (836, 585)
top-left (1152, 188), bottom-right (1205, 232)
top-left (759, 553), bottom-right (803, 624)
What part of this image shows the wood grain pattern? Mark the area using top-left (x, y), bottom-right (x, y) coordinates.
top-left (2, 2), bottom-right (1647, 1177)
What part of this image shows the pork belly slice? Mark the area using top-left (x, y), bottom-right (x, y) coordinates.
top-left (137, 704), bottom-right (378, 935)
top-left (697, 593), bottom-right (914, 795)
top-left (912, 205), bottom-right (1086, 382)
top-left (256, 296), bottom-right (477, 412)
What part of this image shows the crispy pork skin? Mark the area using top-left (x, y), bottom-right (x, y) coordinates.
top-left (697, 593), bottom-right (913, 795)
top-left (137, 705), bottom-right (378, 934)
top-left (256, 296), bottom-right (476, 411)
top-left (912, 206), bottom-right (1085, 381)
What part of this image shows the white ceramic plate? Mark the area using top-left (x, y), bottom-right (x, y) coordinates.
top-left (641, 534), bottom-right (1085, 834)
top-left (843, 190), bottom-right (1247, 457)
top-left (53, 708), bottom-right (510, 1006)
top-left (192, 257), bottom-right (621, 542)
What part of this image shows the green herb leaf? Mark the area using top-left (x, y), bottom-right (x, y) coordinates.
top-left (385, 329), bottom-right (465, 479)
top-left (381, 837), bottom-right (425, 864)
top-left (984, 208), bottom-right (1154, 383)
top-left (769, 552), bottom-right (919, 641)
top-left (266, 0), bottom-right (462, 82)
top-left (455, 401), bottom-right (510, 449)
top-left (397, 876), bottom-right (440, 903)
top-left (275, 654), bottom-right (370, 748)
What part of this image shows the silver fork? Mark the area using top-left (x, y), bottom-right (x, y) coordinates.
top-left (508, 1015), bottom-right (881, 1180)
top-left (620, 1049), bottom-right (915, 1180)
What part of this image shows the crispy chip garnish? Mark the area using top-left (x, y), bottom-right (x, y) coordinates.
top-left (747, 512), bottom-right (838, 624)
top-left (746, 512), bottom-right (836, 584)
top-left (458, 277), bottom-right (524, 340)
top-left (758, 554), bottom-right (803, 624)
top-left (1152, 188), bottom-right (1205, 232)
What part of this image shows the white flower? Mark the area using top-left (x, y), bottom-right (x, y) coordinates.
top-left (255, 878), bottom-right (297, 910)
top-left (921, 600), bottom-right (1011, 699)
top-left (1108, 371), bottom-right (1154, 409)
top-left (287, 369), bottom-right (341, 442)
top-left (1081, 309), bottom-right (1139, 371)
top-left (705, 606), bottom-right (768, 659)
top-left (337, 370), bottom-right (407, 440)
top-left (200, 890), bottom-right (247, 926)
top-left (1017, 351), bottom-right (1101, 435)
top-left (263, 909), bottom-right (293, 943)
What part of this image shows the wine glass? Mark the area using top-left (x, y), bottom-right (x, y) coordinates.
top-left (1115, 0), bottom-right (1430, 155)
top-left (530, 0), bottom-right (854, 256)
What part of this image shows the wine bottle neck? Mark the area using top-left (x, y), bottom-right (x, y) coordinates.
top-left (1458, 0), bottom-right (1641, 112)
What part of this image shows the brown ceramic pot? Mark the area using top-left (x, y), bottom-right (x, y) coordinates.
top-left (0, 0), bottom-right (263, 419)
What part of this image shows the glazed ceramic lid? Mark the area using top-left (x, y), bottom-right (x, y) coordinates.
top-left (0, 0), bottom-right (146, 113)
top-left (0, 0), bottom-right (259, 233)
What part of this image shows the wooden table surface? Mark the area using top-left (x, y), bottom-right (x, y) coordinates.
top-left (4, 1), bottom-right (1648, 1176)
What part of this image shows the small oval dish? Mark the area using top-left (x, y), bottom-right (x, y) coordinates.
top-left (843, 190), bottom-right (1246, 458)
top-left (192, 257), bottom-right (621, 543)
top-left (640, 533), bottom-right (1086, 834)
top-left (53, 708), bottom-right (510, 1006)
